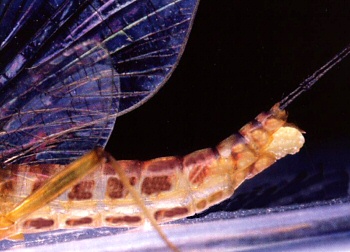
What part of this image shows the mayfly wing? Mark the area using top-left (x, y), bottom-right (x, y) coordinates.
top-left (0, 41), bottom-right (118, 166)
top-left (0, 0), bottom-right (200, 166)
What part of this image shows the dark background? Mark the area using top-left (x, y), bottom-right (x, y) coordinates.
top-left (107, 1), bottom-right (350, 210)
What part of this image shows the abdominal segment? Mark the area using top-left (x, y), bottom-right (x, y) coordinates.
top-left (0, 104), bottom-right (304, 236)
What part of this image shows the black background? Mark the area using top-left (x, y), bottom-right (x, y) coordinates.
top-left (106, 1), bottom-right (350, 210)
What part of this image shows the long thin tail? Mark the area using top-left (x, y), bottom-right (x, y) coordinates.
top-left (279, 43), bottom-right (350, 110)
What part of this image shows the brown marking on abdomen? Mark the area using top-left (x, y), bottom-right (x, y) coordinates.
top-left (103, 163), bottom-right (116, 175)
top-left (196, 199), bottom-right (207, 210)
top-left (208, 191), bottom-right (224, 203)
top-left (154, 207), bottom-right (189, 221)
top-left (104, 160), bottom-right (142, 176)
top-left (23, 218), bottom-right (54, 229)
top-left (66, 217), bottom-right (93, 226)
top-left (144, 157), bottom-right (182, 172)
top-left (106, 176), bottom-right (137, 199)
top-left (68, 180), bottom-right (95, 200)
top-left (189, 165), bottom-right (208, 185)
top-left (107, 177), bottom-right (123, 199)
top-left (184, 148), bottom-right (217, 185)
top-left (105, 216), bottom-right (142, 224)
top-left (141, 176), bottom-right (171, 195)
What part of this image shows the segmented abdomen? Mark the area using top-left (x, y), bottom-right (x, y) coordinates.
top-left (0, 104), bottom-right (304, 235)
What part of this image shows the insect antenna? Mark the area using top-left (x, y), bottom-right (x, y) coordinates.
top-left (279, 43), bottom-right (350, 110)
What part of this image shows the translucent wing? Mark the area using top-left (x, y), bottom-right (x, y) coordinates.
top-left (0, 0), bottom-right (199, 165)
top-left (0, 41), bottom-right (118, 165)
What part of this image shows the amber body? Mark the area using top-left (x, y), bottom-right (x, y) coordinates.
top-left (0, 105), bottom-right (304, 239)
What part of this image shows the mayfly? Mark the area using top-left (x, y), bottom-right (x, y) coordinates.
top-left (2, 1), bottom-right (345, 251)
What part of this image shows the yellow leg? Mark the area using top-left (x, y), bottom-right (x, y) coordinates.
top-left (107, 153), bottom-right (180, 252)
top-left (0, 149), bottom-right (105, 238)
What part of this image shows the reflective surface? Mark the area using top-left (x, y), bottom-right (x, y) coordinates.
top-left (3, 198), bottom-right (350, 251)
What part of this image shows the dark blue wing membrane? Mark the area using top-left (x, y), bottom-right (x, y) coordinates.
top-left (0, 0), bottom-right (199, 165)
top-left (0, 42), bottom-right (119, 165)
